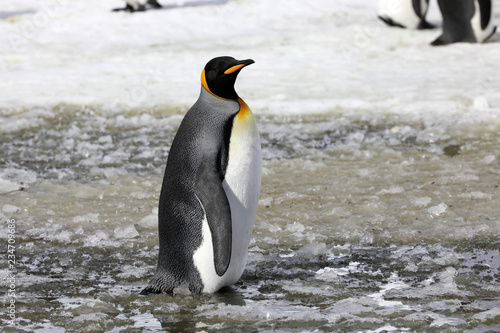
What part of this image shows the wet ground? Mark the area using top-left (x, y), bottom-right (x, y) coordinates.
top-left (2, 111), bottom-right (500, 332)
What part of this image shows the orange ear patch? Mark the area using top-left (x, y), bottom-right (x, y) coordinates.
top-left (201, 69), bottom-right (212, 94)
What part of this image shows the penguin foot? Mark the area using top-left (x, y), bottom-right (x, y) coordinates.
top-left (430, 35), bottom-right (451, 46)
top-left (431, 32), bottom-right (481, 46)
top-left (139, 286), bottom-right (173, 295)
top-left (140, 271), bottom-right (180, 295)
top-left (189, 284), bottom-right (204, 294)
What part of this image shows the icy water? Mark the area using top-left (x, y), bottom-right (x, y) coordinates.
top-left (2, 108), bottom-right (500, 332)
top-left (2, 0), bottom-right (500, 332)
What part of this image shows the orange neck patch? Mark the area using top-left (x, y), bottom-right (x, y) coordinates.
top-left (236, 98), bottom-right (251, 120)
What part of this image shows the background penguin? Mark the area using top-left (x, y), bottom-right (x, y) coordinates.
top-left (432, 0), bottom-right (496, 45)
top-left (112, 0), bottom-right (162, 12)
top-left (378, 0), bottom-right (434, 29)
top-left (141, 56), bottom-right (261, 294)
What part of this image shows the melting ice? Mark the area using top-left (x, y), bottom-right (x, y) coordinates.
top-left (1, 0), bottom-right (500, 331)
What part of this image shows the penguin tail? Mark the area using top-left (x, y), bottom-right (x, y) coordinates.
top-left (483, 25), bottom-right (497, 43)
top-left (378, 16), bottom-right (406, 29)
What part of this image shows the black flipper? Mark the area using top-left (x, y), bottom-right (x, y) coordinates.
top-left (195, 156), bottom-right (232, 277)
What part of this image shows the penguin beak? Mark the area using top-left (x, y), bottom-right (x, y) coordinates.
top-left (224, 59), bottom-right (255, 75)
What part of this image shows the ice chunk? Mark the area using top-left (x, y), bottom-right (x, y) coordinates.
top-left (429, 314), bottom-right (466, 327)
top-left (297, 242), bottom-right (327, 258)
top-left (83, 231), bottom-right (109, 247)
top-left (472, 96), bottom-right (489, 111)
top-left (2, 204), bottom-right (20, 213)
top-left (472, 306), bottom-right (500, 323)
top-left (73, 213), bottom-right (100, 224)
top-left (138, 214), bottom-right (157, 228)
top-left (259, 196), bottom-right (273, 207)
top-left (285, 222), bottom-right (305, 233)
top-left (0, 168), bottom-right (37, 187)
top-left (427, 203), bottom-right (447, 216)
top-left (75, 300), bottom-right (119, 316)
top-left (413, 197), bottom-right (431, 207)
top-left (113, 225), bottom-right (139, 239)
top-left (423, 267), bottom-right (459, 296)
top-left (377, 186), bottom-right (404, 195)
top-left (404, 262), bottom-right (418, 272)
top-left (45, 230), bottom-right (73, 244)
top-left (479, 155), bottom-right (496, 165)
top-left (434, 253), bottom-right (460, 266)
top-left (345, 131), bottom-right (365, 145)
top-left (116, 264), bottom-right (149, 279)
top-left (327, 297), bottom-right (377, 319)
top-left (98, 135), bottom-right (113, 145)
top-left (459, 191), bottom-right (492, 200)
top-left (315, 267), bottom-right (340, 281)
top-left (0, 179), bottom-right (20, 194)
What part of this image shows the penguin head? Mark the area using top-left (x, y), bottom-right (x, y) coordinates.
top-left (201, 56), bottom-right (254, 100)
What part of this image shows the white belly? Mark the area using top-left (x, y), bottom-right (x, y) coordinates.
top-left (378, 0), bottom-right (422, 29)
top-left (193, 107), bottom-right (261, 293)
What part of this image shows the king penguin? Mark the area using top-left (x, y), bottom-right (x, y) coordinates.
top-left (112, 0), bottom-right (162, 12)
top-left (378, 0), bottom-right (434, 29)
top-left (141, 56), bottom-right (262, 294)
top-left (432, 0), bottom-right (497, 45)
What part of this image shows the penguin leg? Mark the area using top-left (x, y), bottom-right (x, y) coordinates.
top-left (136, 4), bottom-right (146, 11)
top-left (412, 0), bottom-right (435, 29)
top-left (432, 0), bottom-right (476, 45)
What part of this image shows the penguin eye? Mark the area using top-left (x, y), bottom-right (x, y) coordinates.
top-left (211, 68), bottom-right (219, 73)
